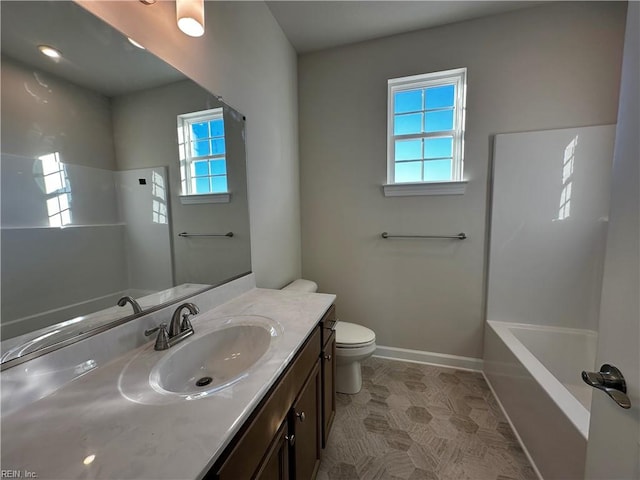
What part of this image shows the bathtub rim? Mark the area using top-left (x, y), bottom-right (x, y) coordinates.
top-left (486, 320), bottom-right (592, 439)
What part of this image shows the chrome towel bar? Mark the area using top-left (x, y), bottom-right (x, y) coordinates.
top-left (178, 232), bottom-right (234, 238)
top-left (381, 232), bottom-right (467, 240)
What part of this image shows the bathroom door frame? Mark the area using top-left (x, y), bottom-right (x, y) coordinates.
top-left (584, 3), bottom-right (639, 479)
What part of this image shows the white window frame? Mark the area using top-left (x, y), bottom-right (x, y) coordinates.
top-left (177, 107), bottom-right (230, 203)
top-left (385, 68), bottom-right (467, 196)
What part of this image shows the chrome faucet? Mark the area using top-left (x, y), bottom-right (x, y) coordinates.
top-left (117, 296), bottom-right (143, 314)
top-left (145, 302), bottom-right (199, 351)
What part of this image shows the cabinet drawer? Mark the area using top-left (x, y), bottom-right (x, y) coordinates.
top-left (212, 327), bottom-right (321, 480)
top-left (320, 305), bottom-right (337, 349)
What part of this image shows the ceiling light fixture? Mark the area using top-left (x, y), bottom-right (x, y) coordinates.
top-left (176, 0), bottom-right (205, 37)
top-left (38, 45), bottom-right (62, 59)
top-left (127, 37), bottom-right (145, 49)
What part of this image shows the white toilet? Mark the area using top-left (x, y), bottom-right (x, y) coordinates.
top-left (282, 279), bottom-right (376, 394)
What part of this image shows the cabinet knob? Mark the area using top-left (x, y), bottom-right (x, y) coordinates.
top-left (324, 354), bottom-right (332, 361)
top-left (285, 434), bottom-right (295, 446)
top-left (296, 411), bottom-right (306, 422)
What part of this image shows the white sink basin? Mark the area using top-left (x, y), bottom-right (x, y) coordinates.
top-left (151, 324), bottom-right (271, 395)
top-left (118, 315), bottom-right (282, 404)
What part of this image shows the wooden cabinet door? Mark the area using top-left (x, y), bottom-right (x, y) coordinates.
top-left (255, 419), bottom-right (290, 480)
top-left (321, 330), bottom-right (336, 449)
top-left (291, 361), bottom-right (321, 480)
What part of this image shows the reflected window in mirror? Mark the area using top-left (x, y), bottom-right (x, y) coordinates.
top-left (178, 108), bottom-right (228, 197)
top-left (39, 152), bottom-right (72, 227)
top-left (152, 171), bottom-right (168, 224)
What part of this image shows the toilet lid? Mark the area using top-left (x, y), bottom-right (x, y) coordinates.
top-left (335, 321), bottom-right (375, 347)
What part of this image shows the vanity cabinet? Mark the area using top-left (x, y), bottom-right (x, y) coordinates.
top-left (209, 305), bottom-right (335, 480)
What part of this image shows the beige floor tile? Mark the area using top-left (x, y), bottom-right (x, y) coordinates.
top-left (319, 358), bottom-right (535, 480)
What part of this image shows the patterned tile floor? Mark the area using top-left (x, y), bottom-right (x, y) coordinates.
top-left (318, 357), bottom-right (537, 480)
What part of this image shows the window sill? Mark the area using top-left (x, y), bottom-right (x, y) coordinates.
top-left (382, 181), bottom-right (467, 197)
top-left (179, 193), bottom-right (230, 204)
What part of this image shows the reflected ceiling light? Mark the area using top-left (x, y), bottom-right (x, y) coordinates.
top-left (176, 0), bottom-right (205, 37)
top-left (38, 45), bottom-right (61, 59)
top-left (128, 37), bottom-right (145, 49)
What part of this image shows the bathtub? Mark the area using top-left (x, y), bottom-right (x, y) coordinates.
top-left (484, 321), bottom-right (598, 480)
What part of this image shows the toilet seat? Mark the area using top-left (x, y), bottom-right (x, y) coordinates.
top-left (335, 321), bottom-right (375, 348)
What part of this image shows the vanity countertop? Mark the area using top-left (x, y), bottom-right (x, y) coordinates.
top-left (0, 288), bottom-right (335, 480)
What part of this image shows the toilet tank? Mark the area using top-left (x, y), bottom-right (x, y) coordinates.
top-left (282, 279), bottom-right (318, 293)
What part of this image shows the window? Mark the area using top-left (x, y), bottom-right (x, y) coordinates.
top-left (386, 68), bottom-right (467, 195)
top-left (177, 108), bottom-right (228, 199)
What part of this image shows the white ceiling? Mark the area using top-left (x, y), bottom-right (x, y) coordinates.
top-left (266, 1), bottom-right (543, 53)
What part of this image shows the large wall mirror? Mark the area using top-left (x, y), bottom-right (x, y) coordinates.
top-left (0, 1), bottom-right (251, 367)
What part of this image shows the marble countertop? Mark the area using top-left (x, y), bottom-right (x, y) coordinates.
top-left (0, 288), bottom-right (335, 479)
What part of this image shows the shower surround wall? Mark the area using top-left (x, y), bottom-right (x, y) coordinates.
top-left (0, 55), bottom-right (171, 338)
top-left (0, 54), bottom-right (123, 337)
top-left (297, 2), bottom-right (626, 361)
top-left (487, 125), bottom-right (615, 332)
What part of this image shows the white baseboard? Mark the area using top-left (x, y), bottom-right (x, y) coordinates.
top-left (373, 345), bottom-right (483, 372)
top-left (482, 372), bottom-right (544, 480)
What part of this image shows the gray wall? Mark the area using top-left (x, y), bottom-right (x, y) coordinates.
top-left (78, 0), bottom-right (301, 289)
top-left (111, 80), bottom-right (251, 286)
top-left (298, 2), bottom-right (626, 359)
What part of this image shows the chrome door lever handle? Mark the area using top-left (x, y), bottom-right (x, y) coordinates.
top-left (582, 364), bottom-right (631, 409)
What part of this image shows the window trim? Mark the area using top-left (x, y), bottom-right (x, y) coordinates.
top-left (177, 107), bottom-right (229, 200)
top-left (386, 67), bottom-right (467, 189)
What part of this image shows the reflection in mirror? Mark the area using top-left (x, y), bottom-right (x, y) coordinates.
top-left (0, 1), bottom-right (251, 367)
top-left (178, 108), bottom-right (229, 197)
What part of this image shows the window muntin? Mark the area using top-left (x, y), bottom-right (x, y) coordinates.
top-left (387, 68), bottom-right (466, 184)
top-left (177, 108), bottom-right (228, 196)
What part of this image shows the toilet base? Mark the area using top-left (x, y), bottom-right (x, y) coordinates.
top-left (336, 361), bottom-right (363, 394)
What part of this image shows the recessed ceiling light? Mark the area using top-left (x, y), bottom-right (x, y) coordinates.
top-left (38, 45), bottom-right (61, 59)
top-left (127, 37), bottom-right (145, 50)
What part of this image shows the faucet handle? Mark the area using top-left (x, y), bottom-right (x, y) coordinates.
top-left (145, 323), bottom-right (166, 337)
top-left (181, 313), bottom-right (193, 332)
top-left (145, 323), bottom-right (170, 350)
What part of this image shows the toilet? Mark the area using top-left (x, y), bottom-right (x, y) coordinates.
top-left (282, 279), bottom-right (376, 394)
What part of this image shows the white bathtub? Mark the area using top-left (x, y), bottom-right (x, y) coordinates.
top-left (484, 320), bottom-right (597, 480)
